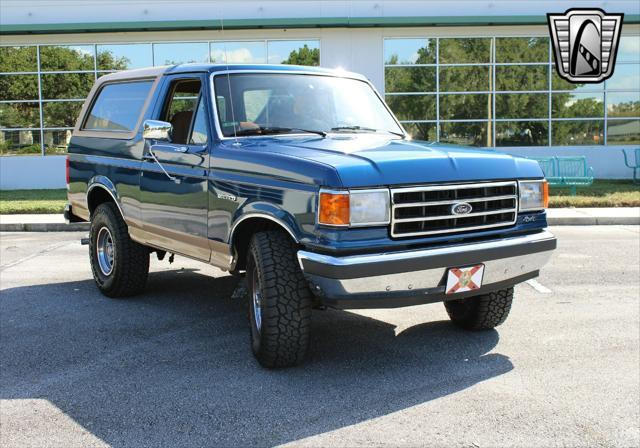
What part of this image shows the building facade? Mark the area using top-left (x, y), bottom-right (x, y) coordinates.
top-left (1, 0), bottom-right (639, 188)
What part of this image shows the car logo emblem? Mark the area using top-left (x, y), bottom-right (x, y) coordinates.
top-left (547, 8), bottom-right (624, 83)
top-left (451, 202), bottom-right (473, 216)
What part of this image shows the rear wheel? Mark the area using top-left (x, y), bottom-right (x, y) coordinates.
top-left (89, 202), bottom-right (149, 298)
top-left (443, 287), bottom-right (514, 330)
top-left (246, 230), bottom-right (312, 368)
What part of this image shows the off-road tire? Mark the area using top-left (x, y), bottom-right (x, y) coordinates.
top-left (443, 287), bottom-right (514, 330)
top-left (89, 202), bottom-right (149, 298)
top-left (246, 230), bottom-right (312, 368)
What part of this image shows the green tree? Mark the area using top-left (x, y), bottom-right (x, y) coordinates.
top-left (282, 45), bottom-right (320, 66)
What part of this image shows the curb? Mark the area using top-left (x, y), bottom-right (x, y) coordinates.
top-left (0, 222), bottom-right (90, 232)
top-left (547, 216), bottom-right (640, 226)
top-left (1, 217), bottom-right (638, 231)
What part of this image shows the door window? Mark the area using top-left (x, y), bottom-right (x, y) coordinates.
top-left (162, 79), bottom-right (201, 144)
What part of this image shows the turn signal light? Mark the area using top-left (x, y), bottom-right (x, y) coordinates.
top-left (543, 181), bottom-right (549, 208)
top-left (319, 192), bottom-right (349, 226)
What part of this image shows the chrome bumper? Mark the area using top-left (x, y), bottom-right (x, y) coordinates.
top-left (297, 230), bottom-right (556, 309)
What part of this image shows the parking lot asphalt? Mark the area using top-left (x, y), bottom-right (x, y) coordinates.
top-left (0, 227), bottom-right (639, 448)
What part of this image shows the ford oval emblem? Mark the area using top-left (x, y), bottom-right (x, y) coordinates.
top-left (451, 202), bottom-right (473, 216)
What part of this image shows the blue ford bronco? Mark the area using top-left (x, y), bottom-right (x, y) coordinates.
top-left (65, 64), bottom-right (556, 367)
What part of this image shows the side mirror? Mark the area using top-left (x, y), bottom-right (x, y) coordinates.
top-left (143, 120), bottom-right (172, 141)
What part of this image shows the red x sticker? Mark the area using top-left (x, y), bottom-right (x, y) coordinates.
top-left (446, 264), bottom-right (485, 294)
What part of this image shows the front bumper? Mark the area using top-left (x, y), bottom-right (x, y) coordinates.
top-left (297, 230), bottom-right (556, 309)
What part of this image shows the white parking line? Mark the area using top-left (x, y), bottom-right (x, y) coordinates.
top-left (525, 279), bottom-right (552, 294)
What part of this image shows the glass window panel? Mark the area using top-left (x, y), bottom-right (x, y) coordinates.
top-left (384, 38), bottom-right (435, 65)
top-left (0, 102), bottom-right (40, 128)
top-left (385, 95), bottom-right (436, 121)
top-left (440, 94), bottom-right (490, 120)
top-left (153, 42), bottom-right (209, 66)
top-left (439, 121), bottom-right (490, 147)
top-left (552, 70), bottom-right (603, 92)
top-left (384, 67), bottom-right (435, 93)
top-left (268, 40), bottom-right (320, 66)
top-left (44, 130), bottom-right (72, 155)
top-left (97, 44), bottom-right (152, 70)
top-left (189, 98), bottom-right (208, 145)
top-left (439, 66), bottom-right (490, 92)
top-left (439, 38), bottom-right (491, 64)
top-left (43, 101), bottom-right (84, 128)
top-left (0, 74), bottom-right (39, 100)
top-left (606, 63), bottom-right (640, 90)
top-left (0, 46), bottom-right (38, 72)
top-left (84, 81), bottom-right (153, 131)
top-left (41, 73), bottom-right (94, 100)
top-left (496, 93), bottom-right (548, 119)
top-left (40, 45), bottom-right (95, 71)
top-left (607, 92), bottom-right (640, 117)
top-left (210, 41), bottom-right (266, 63)
top-left (607, 119), bottom-right (640, 145)
top-left (551, 120), bottom-right (604, 145)
top-left (0, 130), bottom-right (41, 156)
top-left (496, 37), bottom-right (549, 63)
top-left (552, 92), bottom-right (604, 118)
top-left (496, 121), bottom-right (549, 146)
top-left (617, 36), bottom-right (640, 62)
top-left (402, 122), bottom-right (436, 141)
top-left (495, 65), bottom-right (548, 91)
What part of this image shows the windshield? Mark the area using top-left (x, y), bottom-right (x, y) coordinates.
top-left (213, 73), bottom-right (404, 138)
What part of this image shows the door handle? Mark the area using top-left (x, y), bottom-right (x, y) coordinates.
top-left (175, 146), bottom-right (188, 153)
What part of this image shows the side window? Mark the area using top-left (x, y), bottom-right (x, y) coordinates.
top-left (189, 97), bottom-right (209, 145)
top-left (83, 80), bottom-right (153, 131)
top-left (162, 79), bottom-right (201, 145)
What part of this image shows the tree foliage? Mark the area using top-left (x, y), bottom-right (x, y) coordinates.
top-left (282, 45), bottom-right (320, 66)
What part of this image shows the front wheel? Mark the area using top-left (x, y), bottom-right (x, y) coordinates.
top-left (246, 230), bottom-right (312, 368)
top-left (89, 202), bottom-right (150, 298)
top-left (443, 287), bottom-right (514, 330)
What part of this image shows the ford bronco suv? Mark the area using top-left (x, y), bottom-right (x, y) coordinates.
top-left (65, 64), bottom-right (556, 368)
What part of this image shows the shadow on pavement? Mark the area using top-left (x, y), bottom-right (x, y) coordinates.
top-left (0, 267), bottom-right (513, 446)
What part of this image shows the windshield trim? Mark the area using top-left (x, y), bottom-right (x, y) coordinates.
top-left (208, 69), bottom-right (407, 142)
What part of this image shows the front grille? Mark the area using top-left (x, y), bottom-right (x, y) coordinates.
top-left (390, 181), bottom-right (518, 238)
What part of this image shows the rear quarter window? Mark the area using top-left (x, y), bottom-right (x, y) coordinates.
top-left (83, 80), bottom-right (153, 132)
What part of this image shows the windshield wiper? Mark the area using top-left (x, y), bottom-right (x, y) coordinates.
top-left (330, 126), bottom-right (405, 138)
top-left (235, 126), bottom-right (327, 137)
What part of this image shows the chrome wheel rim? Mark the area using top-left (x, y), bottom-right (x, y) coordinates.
top-left (252, 267), bottom-right (262, 333)
top-left (96, 227), bottom-right (115, 276)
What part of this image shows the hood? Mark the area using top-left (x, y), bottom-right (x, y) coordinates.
top-left (237, 134), bottom-right (543, 187)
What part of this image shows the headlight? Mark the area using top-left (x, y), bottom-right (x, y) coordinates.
top-left (318, 188), bottom-right (390, 227)
top-left (518, 180), bottom-right (549, 211)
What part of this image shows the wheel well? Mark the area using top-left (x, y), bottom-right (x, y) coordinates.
top-left (231, 217), bottom-right (296, 272)
top-left (87, 186), bottom-right (116, 216)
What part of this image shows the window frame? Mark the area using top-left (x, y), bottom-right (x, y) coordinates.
top-left (383, 34), bottom-right (640, 147)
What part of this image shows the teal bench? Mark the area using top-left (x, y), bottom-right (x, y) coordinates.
top-left (528, 156), bottom-right (594, 195)
top-left (622, 148), bottom-right (640, 184)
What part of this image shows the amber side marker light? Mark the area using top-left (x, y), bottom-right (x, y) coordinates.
top-left (543, 180), bottom-right (549, 208)
top-left (319, 192), bottom-right (350, 226)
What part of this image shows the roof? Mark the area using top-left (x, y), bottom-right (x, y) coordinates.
top-left (98, 64), bottom-right (366, 82)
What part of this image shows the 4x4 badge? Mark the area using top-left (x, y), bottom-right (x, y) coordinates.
top-left (547, 8), bottom-right (624, 83)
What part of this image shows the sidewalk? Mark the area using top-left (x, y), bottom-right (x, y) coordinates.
top-left (1, 208), bottom-right (639, 231)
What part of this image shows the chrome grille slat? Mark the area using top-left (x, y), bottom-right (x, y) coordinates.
top-left (391, 181), bottom-right (518, 238)
top-left (394, 208), bottom-right (517, 223)
top-left (394, 195), bottom-right (517, 209)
